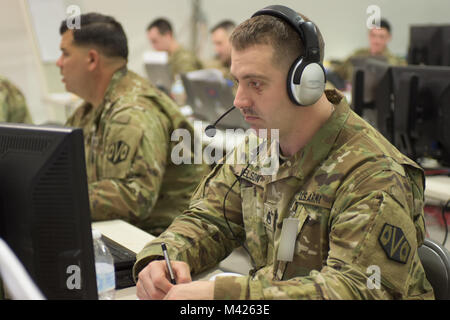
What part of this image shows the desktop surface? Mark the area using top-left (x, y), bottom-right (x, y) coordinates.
top-left (92, 220), bottom-right (249, 300)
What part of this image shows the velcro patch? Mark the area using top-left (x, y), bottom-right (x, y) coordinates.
top-left (378, 223), bottom-right (411, 264)
top-left (106, 140), bottom-right (130, 164)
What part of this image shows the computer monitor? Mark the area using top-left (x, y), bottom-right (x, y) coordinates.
top-left (0, 123), bottom-right (98, 299)
top-left (408, 25), bottom-right (450, 66)
top-left (389, 65), bottom-right (450, 166)
top-left (351, 57), bottom-right (392, 138)
top-left (144, 63), bottom-right (173, 95)
top-left (180, 72), bottom-right (249, 130)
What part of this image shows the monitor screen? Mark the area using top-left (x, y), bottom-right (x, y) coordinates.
top-left (390, 65), bottom-right (450, 166)
top-left (408, 25), bottom-right (450, 66)
top-left (0, 123), bottom-right (98, 299)
top-left (351, 57), bottom-right (391, 136)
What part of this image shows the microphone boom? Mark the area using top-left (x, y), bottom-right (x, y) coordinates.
top-left (204, 105), bottom-right (236, 137)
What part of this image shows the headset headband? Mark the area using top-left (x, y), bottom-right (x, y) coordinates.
top-left (251, 5), bottom-right (320, 62)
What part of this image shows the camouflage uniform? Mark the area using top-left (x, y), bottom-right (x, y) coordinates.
top-left (134, 88), bottom-right (434, 299)
top-left (66, 67), bottom-right (210, 235)
top-left (169, 46), bottom-right (203, 79)
top-left (334, 48), bottom-right (407, 82)
top-left (0, 76), bottom-right (33, 124)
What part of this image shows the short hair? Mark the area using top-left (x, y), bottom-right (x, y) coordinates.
top-left (379, 18), bottom-right (391, 33)
top-left (59, 12), bottom-right (128, 59)
top-left (230, 13), bottom-right (325, 72)
top-left (210, 20), bottom-right (236, 34)
top-left (146, 18), bottom-right (173, 35)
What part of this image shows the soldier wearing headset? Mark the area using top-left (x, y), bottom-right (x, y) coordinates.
top-left (133, 5), bottom-right (434, 300)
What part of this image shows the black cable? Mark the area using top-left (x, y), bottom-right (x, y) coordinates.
top-left (441, 199), bottom-right (450, 246)
top-left (220, 140), bottom-right (270, 275)
top-left (222, 162), bottom-right (258, 270)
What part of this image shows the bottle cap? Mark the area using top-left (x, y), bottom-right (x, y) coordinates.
top-left (92, 229), bottom-right (102, 240)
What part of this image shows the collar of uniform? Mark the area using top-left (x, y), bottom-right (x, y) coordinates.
top-left (280, 89), bottom-right (351, 181)
top-left (169, 45), bottom-right (185, 58)
top-left (231, 134), bottom-right (278, 186)
top-left (103, 66), bottom-right (128, 106)
top-left (78, 67), bottom-right (128, 129)
top-left (358, 47), bottom-right (392, 60)
top-left (381, 47), bottom-right (394, 57)
top-left (232, 90), bottom-right (350, 185)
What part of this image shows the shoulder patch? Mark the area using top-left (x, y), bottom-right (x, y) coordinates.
top-left (107, 140), bottom-right (130, 164)
top-left (378, 223), bottom-right (411, 264)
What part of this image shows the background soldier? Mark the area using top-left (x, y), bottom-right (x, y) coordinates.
top-left (333, 18), bottom-right (407, 83)
top-left (146, 18), bottom-right (203, 81)
top-left (0, 75), bottom-right (33, 124)
top-left (205, 20), bottom-right (236, 81)
top-left (57, 13), bottom-right (209, 235)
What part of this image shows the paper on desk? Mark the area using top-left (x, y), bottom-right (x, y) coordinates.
top-left (0, 238), bottom-right (45, 300)
top-left (209, 272), bottom-right (244, 281)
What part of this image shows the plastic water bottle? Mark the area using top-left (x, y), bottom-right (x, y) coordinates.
top-left (171, 77), bottom-right (187, 106)
top-left (92, 229), bottom-right (116, 300)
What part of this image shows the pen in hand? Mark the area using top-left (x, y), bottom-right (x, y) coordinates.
top-left (161, 242), bottom-right (176, 284)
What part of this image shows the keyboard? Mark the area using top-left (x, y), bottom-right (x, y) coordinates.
top-left (101, 235), bottom-right (137, 289)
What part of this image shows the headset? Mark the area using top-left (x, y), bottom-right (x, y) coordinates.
top-left (205, 5), bottom-right (326, 137)
top-left (252, 5), bottom-right (326, 106)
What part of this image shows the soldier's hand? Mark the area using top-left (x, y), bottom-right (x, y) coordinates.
top-left (163, 281), bottom-right (214, 300)
top-left (136, 260), bottom-right (191, 300)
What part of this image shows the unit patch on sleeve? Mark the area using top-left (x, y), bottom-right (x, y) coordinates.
top-left (106, 140), bottom-right (130, 164)
top-left (378, 223), bottom-right (411, 264)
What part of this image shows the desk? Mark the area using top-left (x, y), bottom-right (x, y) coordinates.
top-left (92, 220), bottom-right (251, 300)
top-left (92, 220), bottom-right (155, 300)
top-left (92, 220), bottom-right (155, 254)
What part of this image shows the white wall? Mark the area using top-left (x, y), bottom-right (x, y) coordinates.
top-left (1, 0), bottom-right (449, 124)
top-left (202, 0), bottom-right (450, 59)
top-left (0, 0), bottom-right (46, 123)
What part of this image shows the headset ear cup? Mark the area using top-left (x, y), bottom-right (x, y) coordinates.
top-left (289, 59), bottom-right (326, 106)
top-left (287, 57), bottom-right (304, 105)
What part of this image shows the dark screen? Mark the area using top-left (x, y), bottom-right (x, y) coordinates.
top-left (408, 25), bottom-right (450, 66)
top-left (0, 123), bottom-right (98, 299)
top-left (390, 65), bottom-right (450, 166)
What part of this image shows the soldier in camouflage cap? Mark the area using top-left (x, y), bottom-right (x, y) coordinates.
top-left (134, 6), bottom-right (434, 300)
top-left (334, 18), bottom-right (407, 83)
top-left (0, 75), bottom-right (33, 124)
top-left (57, 13), bottom-right (209, 235)
top-left (147, 18), bottom-right (203, 81)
